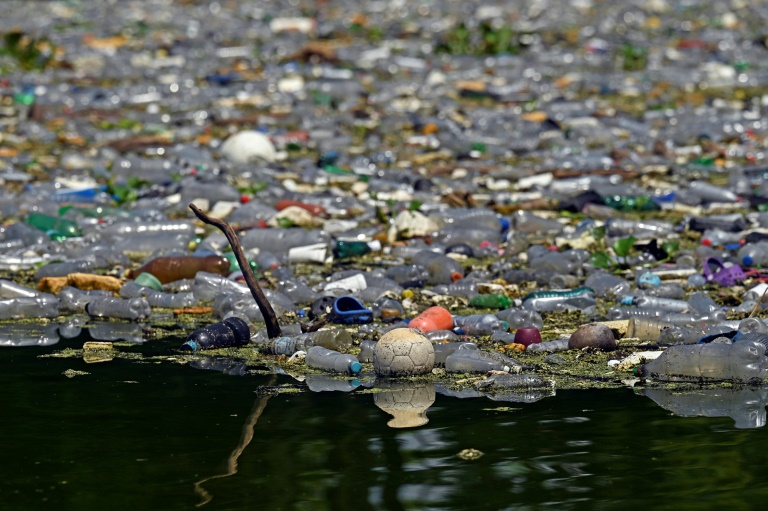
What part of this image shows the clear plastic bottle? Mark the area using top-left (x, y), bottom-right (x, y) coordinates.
top-left (384, 264), bottom-right (429, 285)
top-left (305, 346), bottom-right (362, 375)
top-left (357, 339), bottom-right (377, 363)
top-left (0, 279), bottom-right (40, 299)
top-left (423, 330), bottom-right (460, 343)
top-left (688, 292), bottom-right (721, 315)
top-left (453, 314), bottom-right (508, 336)
top-left (445, 347), bottom-right (522, 373)
top-left (192, 272), bottom-right (249, 301)
top-left (86, 296), bottom-right (151, 321)
top-left (411, 250), bottom-right (464, 285)
top-left (606, 307), bottom-right (666, 321)
top-left (433, 342), bottom-right (478, 366)
top-left (522, 287), bottom-right (596, 312)
top-left (264, 329), bottom-right (354, 356)
top-left (526, 339), bottom-right (570, 353)
top-left (660, 310), bottom-right (727, 326)
top-left (59, 287), bottom-right (113, 313)
top-left (637, 341), bottom-right (767, 383)
top-left (737, 242), bottom-right (768, 267)
top-left (630, 296), bottom-right (690, 313)
top-left (35, 260), bottom-right (96, 280)
top-left (0, 296), bottom-right (59, 320)
top-left (496, 308), bottom-right (544, 330)
top-left (584, 272), bottom-right (631, 299)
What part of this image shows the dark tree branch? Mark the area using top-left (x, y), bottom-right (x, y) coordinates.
top-left (189, 202), bottom-right (283, 339)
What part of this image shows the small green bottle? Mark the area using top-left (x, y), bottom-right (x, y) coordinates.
top-left (469, 294), bottom-right (512, 309)
top-left (26, 213), bottom-right (82, 240)
top-left (333, 240), bottom-right (381, 259)
top-left (221, 252), bottom-right (258, 273)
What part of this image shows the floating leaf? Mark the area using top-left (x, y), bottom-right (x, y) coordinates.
top-left (613, 236), bottom-right (637, 258)
top-left (590, 252), bottom-right (613, 269)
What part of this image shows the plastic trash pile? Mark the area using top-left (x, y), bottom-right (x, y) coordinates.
top-left (3, 0), bottom-right (768, 398)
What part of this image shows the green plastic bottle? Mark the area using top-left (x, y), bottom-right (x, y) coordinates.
top-left (469, 293), bottom-right (512, 309)
top-left (25, 213), bottom-right (82, 239)
top-left (603, 195), bottom-right (659, 212)
top-left (333, 240), bottom-right (373, 259)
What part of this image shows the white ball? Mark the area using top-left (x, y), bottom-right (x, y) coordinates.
top-left (374, 328), bottom-right (434, 377)
top-left (220, 131), bottom-right (276, 164)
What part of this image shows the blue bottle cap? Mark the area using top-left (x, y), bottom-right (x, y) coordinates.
top-left (348, 361), bottom-right (363, 375)
top-left (180, 341), bottom-right (199, 352)
top-left (621, 296), bottom-right (635, 306)
top-left (743, 255), bottom-right (754, 266)
top-left (499, 217), bottom-right (510, 233)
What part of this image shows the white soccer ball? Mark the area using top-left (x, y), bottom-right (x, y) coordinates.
top-left (373, 328), bottom-right (434, 377)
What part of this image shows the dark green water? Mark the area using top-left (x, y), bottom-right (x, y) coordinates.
top-left (3, 336), bottom-right (768, 511)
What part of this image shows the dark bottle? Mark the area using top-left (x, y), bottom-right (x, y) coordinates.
top-left (181, 317), bottom-right (251, 352)
top-left (129, 255), bottom-right (231, 284)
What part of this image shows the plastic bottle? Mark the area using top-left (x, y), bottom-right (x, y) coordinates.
top-left (180, 317), bottom-right (251, 352)
top-left (469, 294), bottom-right (512, 309)
top-left (688, 180), bottom-right (740, 203)
top-left (0, 296), bottom-right (59, 320)
top-left (59, 287), bottom-right (113, 313)
top-left (35, 260), bottom-right (96, 281)
top-left (660, 310), bottom-right (727, 326)
top-left (453, 314), bottom-right (508, 336)
top-left (606, 307), bottom-right (666, 321)
top-left (445, 347), bottom-right (522, 373)
top-left (737, 242), bottom-right (768, 267)
top-left (423, 330), bottom-right (460, 343)
top-left (409, 306), bottom-right (454, 332)
top-left (129, 255), bottom-right (231, 284)
top-left (636, 341), bottom-right (767, 383)
top-left (584, 272), bottom-right (631, 299)
top-left (385, 264), bottom-right (429, 285)
top-left (25, 213), bottom-right (82, 239)
top-left (433, 342), bottom-right (478, 366)
top-left (627, 296), bottom-right (690, 313)
top-left (657, 325), bottom-right (707, 345)
top-left (521, 287), bottom-right (596, 312)
top-left (192, 272), bottom-right (249, 301)
top-left (688, 292), bottom-right (721, 315)
top-left (332, 240), bottom-right (381, 259)
top-left (85, 296), bottom-right (151, 321)
top-left (357, 339), bottom-right (377, 363)
top-left (526, 339), bottom-right (570, 353)
top-left (495, 308), bottom-right (544, 330)
top-left (0, 279), bottom-right (40, 299)
top-left (263, 329), bottom-right (353, 356)
top-left (305, 346), bottom-right (362, 375)
top-left (410, 250), bottom-right (464, 285)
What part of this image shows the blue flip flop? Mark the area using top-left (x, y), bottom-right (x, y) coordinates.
top-left (329, 296), bottom-right (373, 324)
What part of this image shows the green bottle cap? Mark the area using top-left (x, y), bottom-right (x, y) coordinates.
top-left (134, 272), bottom-right (163, 291)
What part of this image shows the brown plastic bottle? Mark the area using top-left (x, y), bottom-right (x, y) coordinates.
top-left (129, 255), bottom-right (230, 284)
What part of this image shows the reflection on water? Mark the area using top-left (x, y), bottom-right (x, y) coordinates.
top-left (4, 338), bottom-right (768, 511)
top-left (0, 323), bottom-right (59, 347)
top-left (638, 387), bottom-right (768, 429)
top-left (373, 380), bottom-right (435, 428)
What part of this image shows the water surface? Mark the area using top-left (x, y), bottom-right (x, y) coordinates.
top-left (3, 336), bottom-right (768, 511)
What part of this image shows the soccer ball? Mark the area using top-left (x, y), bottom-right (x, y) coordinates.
top-left (374, 328), bottom-right (434, 377)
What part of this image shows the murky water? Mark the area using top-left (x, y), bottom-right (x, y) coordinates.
top-left (3, 336), bottom-right (768, 511)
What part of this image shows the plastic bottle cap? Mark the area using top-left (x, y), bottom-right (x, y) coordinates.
top-left (621, 296), bottom-right (635, 306)
top-left (450, 272), bottom-right (463, 282)
top-left (134, 272), bottom-right (163, 291)
top-left (349, 361), bottom-right (362, 374)
top-left (181, 341), bottom-right (199, 352)
top-left (744, 255), bottom-right (754, 266)
top-left (499, 217), bottom-right (510, 233)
